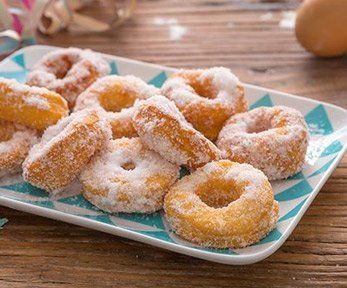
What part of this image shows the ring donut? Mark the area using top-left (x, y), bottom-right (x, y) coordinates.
top-left (80, 137), bottom-right (180, 213)
top-left (26, 48), bottom-right (110, 108)
top-left (0, 120), bottom-right (38, 177)
top-left (74, 75), bottom-right (159, 112)
top-left (0, 77), bottom-right (69, 131)
top-left (217, 106), bottom-right (309, 180)
top-left (23, 109), bottom-right (111, 193)
top-left (133, 95), bottom-right (222, 170)
top-left (74, 75), bottom-right (158, 139)
top-left (161, 67), bottom-right (247, 141)
top-left (164, 160), bottom-right (279, 248)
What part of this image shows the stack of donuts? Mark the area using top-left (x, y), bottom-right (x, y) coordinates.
top-left (0, 47), bottom-right (309, 249)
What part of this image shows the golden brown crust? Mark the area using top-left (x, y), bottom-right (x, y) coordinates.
top-left (74, 75), bottom-right (159, 139)
top-left (0, 120), bottom-right (38, 177)
top-left (217, 106), bottom-right (309, 180)
top-left (133, 96), bottom-right (222, 170)
top-left (26, 48), bottom-right (110, 108)
top-left (23, 110), bottom-right (111, 192)
top-left (161, 68), bottom-right (247, 141)
top-left (164, 160), bottom-right (279, 248)
top-left (80, 138), bottom-right (180, 213)
top-left (0, 78), bottom-right (69, 131)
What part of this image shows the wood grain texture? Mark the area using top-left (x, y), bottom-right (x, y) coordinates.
top-left (0, 0), bottom-right (346, 287)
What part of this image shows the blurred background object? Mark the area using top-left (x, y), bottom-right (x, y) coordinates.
top-left (0, 0), bottom-right (136, 55)
top-left (40, 0), bottom-right (136, 34)
top-left (0, 0), bottom-right (44, 55)
top-left (0, 29), bottom-right (21, 54)
top-left (295, 0), bottom-right (347, 57)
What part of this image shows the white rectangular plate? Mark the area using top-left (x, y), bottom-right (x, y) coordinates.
top-left (0, 45), bottom-right (346, 265)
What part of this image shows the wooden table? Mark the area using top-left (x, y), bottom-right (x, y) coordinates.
top-left (1, 0), bottom-right (346, 287)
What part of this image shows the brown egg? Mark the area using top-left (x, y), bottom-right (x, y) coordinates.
top-left (295, 0), bottom-right (347, 57)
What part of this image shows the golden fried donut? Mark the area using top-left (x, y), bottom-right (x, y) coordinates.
top-left (0, 120), bottom-right (38, 177)
top-left (80, 137), bottom-right (180, 213)
top-left (133, 95), bottom-right (221, 170)
top-left (0, 77), bottom-right (69, 131)
top-left (26, 47), bottom-right (110, 108)
top-left (217, 106), bottom-right (309, 180)
top-left (23, 109), bottom-right (111, 193)
top-left (161, 67), bottom-right (247, 141)
top-left (74, 75), bottom-right (158, 139)
top-left (74, 75), bottom-right (159, 112)
top-left (164, 160), bottom-right (279, 248)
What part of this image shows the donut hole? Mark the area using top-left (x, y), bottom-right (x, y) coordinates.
top-left (247, 117), bottom-right (273, 134)
top-left (180, 73), bottom-right (217, 99)
top-left (50, 56), bottom-right (74, 79)
top-left (121, 161), bottom-right (136, 171)
top-left (196, 179), bottom-right (243, 208)
top-left (189, 79), bottom-right (217, 99)
top-left (98, 83), bottom-right (136, 112)
top-left (55, 62), bottom-right (72, 79)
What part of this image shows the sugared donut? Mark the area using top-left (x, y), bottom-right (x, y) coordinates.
top-left (74, 75), bottom-right (159, 112)
top-left (0, 77), bottom-right (69, 131)
top-left (161, 67), bottom-right (247, 141)
top-left (23, 109), bottom-right (111, 193)
top-left (133, 95), bottom-right (221, 170)
top-left (217, 106), bottom-right (309, 180)
top-left (0, 120), bottom-right (38, 177)
top-left (26, 48), bottom-right (110, 108)
top-left (80, 137), bottom-right (180, 213)
top-left (74, 75), bottom-right (158, 139)
top-left (164, 160), bottom-right (279, 248)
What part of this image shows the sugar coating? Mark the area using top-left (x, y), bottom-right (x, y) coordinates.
top-left (26, 108), bottom-right (111, 163)
top-left (26, 47), bottom-right (110, 107)
top-left (0, 77), bottom-right (52, 110)
top-left (199, 67), bottom-right (240, 94)
top-left (0, 77), bottom-right (69, 131)
top-left (135, 95), bottom-right (190, 124)
top-left (164, 160), bottom-right (279, 248)
top-left (23, 95), bottom-right (50, 110)
top-left (160, 67), bottom-right (247, 140)
top-left (80, 137), bottom-right (180, 213)
top-left (217, 106), bottom-right (309, 180)
top-left (162, 67), bottom-right (241, 106)
top-left (0, 121), bottom-right (38, 177)
top-left (133, 95), bottom-right (221, 170)
top-left (134, 96), bottom-right (194, 165)
top-left (22, 108), bottom-right (112, 193)
top-left (74, 75), bottom-right (159, 112)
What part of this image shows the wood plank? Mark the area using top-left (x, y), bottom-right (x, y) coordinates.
top-left (0, 0), bottom-right (346, 287)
